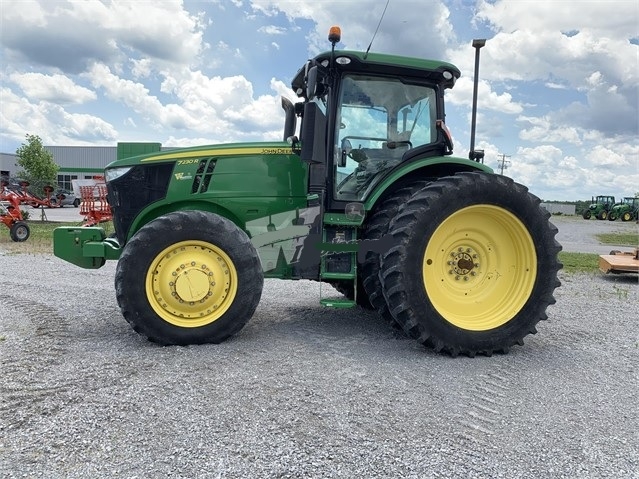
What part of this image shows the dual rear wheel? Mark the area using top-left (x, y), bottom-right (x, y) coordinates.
top-left (364, 172), bottom-right (562, 356)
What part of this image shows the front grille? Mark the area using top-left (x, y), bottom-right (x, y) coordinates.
top-left (107, 163), bottom-right (174, 245)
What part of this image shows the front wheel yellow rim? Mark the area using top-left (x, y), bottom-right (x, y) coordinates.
top-left (423, 205), bottom-right (537, 331)
top-left (145, 240), bottom-right (238, 328)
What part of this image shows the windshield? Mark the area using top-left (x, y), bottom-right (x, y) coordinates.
top-left (334, 74), bottom-right (437, 201)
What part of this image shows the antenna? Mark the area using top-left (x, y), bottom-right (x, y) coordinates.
top-left (364, 0), bottom-right (390, 59)
top-left (469, 38), bottom-right (486, 162)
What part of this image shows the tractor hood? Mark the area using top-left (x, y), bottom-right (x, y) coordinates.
top-left (107, 141), bottom-right (292, 169)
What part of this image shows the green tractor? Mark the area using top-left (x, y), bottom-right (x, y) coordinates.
top-left (53, 29), bottom-right (561, 356)
top-left (608, 197), bottom-right (639, 222)
top-left (583, 195), bottom-right (615, 220)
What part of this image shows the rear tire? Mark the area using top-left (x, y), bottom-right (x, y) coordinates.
top-left (115, 211), bottom-right (264, 345)
top-left (10, 221), bottom-right (30, 242)
top-left (380, 172), bottom-right (562, 357)
top-left (361, 180), bottom-right (429, 331)
top-left (597, 210), bottom-right (608, 220)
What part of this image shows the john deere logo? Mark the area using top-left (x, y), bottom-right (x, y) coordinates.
top-left (174, 172), bottom-right (193, 180)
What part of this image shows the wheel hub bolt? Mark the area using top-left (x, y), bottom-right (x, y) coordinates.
top-left (447, 246), bottom-right (481, 278)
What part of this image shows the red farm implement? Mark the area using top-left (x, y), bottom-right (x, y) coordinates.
top-left (79, 181), bottom-right (112, 226)
top-left (0, 187), bottom-right (30, 242)
top-left (12, 182), bottom-right (60, 209)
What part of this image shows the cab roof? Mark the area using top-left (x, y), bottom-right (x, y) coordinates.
top-left (291, 50), bottom-right (461, 94)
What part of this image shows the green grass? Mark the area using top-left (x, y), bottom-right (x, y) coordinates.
top-left (0, 220), bottom-right (114, 254)
top-left (558, 252), bottom-right (600, 274)
top-left (595, 232), bottom-right (639, 246)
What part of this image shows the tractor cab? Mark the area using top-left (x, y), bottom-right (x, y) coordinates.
top-left (332, 74), bottom-right (441, 202)
top-left (284, 30), bottom-right (461, 211)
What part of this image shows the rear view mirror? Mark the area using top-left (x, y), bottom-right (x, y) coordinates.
top-left (339, 138), bottom-right (352, 167)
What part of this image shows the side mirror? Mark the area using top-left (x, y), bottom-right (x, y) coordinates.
top-left (281, 96), bottom-right (297, 141)
top-left (339, 138), bottom-right (352, 167)
top-left (306, 66), bottom-right (318, 100)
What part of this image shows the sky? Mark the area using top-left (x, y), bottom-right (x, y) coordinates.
top-left (0, 0), bottom-right (637, 201)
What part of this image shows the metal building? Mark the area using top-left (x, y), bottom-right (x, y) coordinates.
top-left (0, 146), bottom-right (117, 190)
top-left (0, 152), bottom-right (17, 180)
top-left (540, 202), bottom-right (576, 216)
top-left (45, 146), bottom-right (117, 190)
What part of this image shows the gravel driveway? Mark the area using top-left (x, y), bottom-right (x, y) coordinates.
top-left (1, 216), bottom-right (637, 478)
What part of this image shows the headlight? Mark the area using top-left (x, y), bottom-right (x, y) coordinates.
top-left (105, 167), bottom-right (132, 183)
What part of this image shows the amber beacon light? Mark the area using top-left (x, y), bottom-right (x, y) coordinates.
top-left (328, 26), bottom-right (341, 44)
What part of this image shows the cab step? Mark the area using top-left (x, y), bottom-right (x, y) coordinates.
top-left (320, 297), bottom-right (356, 308)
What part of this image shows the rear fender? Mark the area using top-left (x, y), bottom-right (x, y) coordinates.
top-left (364, 156), bottom-right (492, 210)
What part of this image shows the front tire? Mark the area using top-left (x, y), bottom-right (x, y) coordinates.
top-left (597, 210), bottom-right (608, 220)
top-left (380, 172), bottom-right (562, 356)
top-left (621, 212), bottom-right (632, 222)
top-left (582, 210), bottom-right (591, 219)
top-left (115, 211), bottom-right (264, 345)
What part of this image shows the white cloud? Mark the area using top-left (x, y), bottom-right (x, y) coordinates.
top-left (9, 73), bottom-right (96, 104)
top-left (545, 82), bottom-right (567, 90)
top-left (475, 0), bottom-right (637, 38)
top-left (585, 145), bottom-right (633, 168)
top-left (130, 59), bottom-right (153, 79)
top-left (0, 86), bottom-right (116, 148)
top-left (0, 0), bottom-right (205, 72)
top-left (447, 77), bottom-right (523, 114)
top-left (85, 63), bottom-right (289, 143)
top-left (249, 0), bottom-right (454, 57)
top-left (86, 64), bottom-right (198, 132)
top-left (517, 115), bottom-right (582, 145)
top-left (258, 25), bottom-right (287, 35)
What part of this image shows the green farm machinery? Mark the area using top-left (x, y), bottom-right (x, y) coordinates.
top-left (583, 195), bottom-right (616, 220)
top-left (608, 197), bottom-right (639, 222)
top-left (53, 28), bottom-right (561, 356)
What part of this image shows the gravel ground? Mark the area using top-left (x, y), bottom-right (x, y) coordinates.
top-left (1, 216), bottom-right (638, 478)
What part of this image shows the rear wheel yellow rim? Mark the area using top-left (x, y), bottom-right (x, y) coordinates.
top-left (145, 240), bottom-right (238, 327)
top-left (422, 205), bottom-right (537, 331)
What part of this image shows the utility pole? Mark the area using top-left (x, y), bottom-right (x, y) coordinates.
top-left (497, 154), bottom-right (511, 175)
